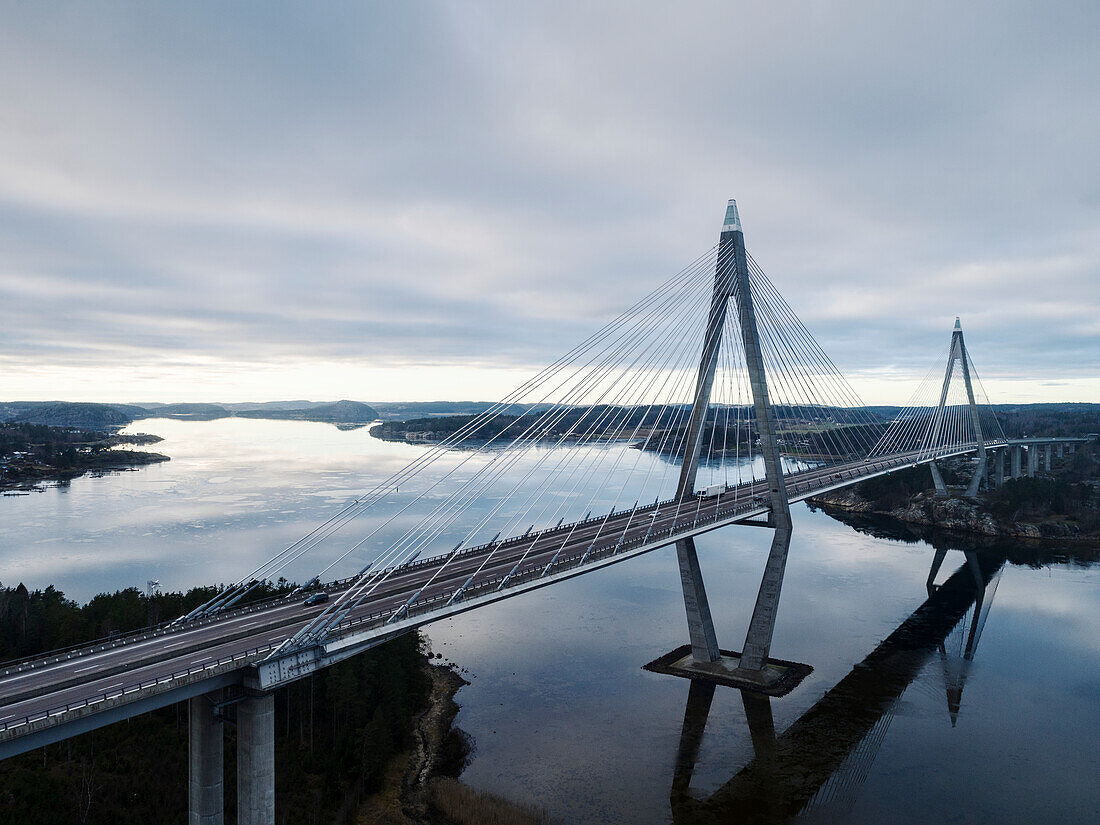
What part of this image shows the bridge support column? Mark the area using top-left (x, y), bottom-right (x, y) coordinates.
top-left (965, 452), bottom-right (986, 500)
top-left (993, 449), bottom-right (1004, 489)
top-left (929, 461), bottom-right (948, 497)
top-left (1011, 446), bottom-right (1022, 479)
top-left (189, 693), bottom-right (224, 825)
top-left (1027, 446), bottom-right (1038, 478)
top-left (1069, 443), bottom-right (1075, 455)
top-left (738, 518), bottom-right (793, 673)
top-left (1057, 443), bottom-right (1064, 459)
top-left (237, 694), bottom-right (275, 825)
top-left (1044, 444), bottom-right (1052, 472)
top-left (676, 538), bottom-right (720, 662)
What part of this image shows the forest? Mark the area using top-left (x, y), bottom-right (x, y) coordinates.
top-left (0, 583), bottom-right (433, 825)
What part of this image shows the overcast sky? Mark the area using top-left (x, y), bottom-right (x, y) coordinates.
top-left (1, 1), bottom-right (1097, 405)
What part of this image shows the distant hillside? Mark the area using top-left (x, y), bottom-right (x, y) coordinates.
top-left (990, 403), bottom-right (1100, 438)
top-left (368, 401), bottom-right (548, 421)
top-left (234, 400), bottom-right (379, 424)
top-left (221, 400), bottom-right (329, 412)
top-left (135, 403), bottom-right (231, 420)
top-left (1, 402), bottom-right (133, 430)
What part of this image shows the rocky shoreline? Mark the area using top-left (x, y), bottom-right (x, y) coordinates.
top-left (0, 449), bottom-right (170, 493)
top-left (809, 486), bottom-right (1093, 541)
top-left (359, 658), bottom-right (551, 825)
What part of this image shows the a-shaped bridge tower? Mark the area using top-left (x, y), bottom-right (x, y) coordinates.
top-left (664, 199), bottom-right (801, 691)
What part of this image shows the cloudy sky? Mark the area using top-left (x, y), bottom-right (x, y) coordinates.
top-left (1, 1), bottom-right (1097, 405)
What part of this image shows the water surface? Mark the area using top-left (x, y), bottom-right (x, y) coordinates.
top-left (0, 419), bottom-right (1096, 824)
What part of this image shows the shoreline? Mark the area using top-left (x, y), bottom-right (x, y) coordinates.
top-left (809, 486), bottom-right (1099, 543)
top-left (0, 450), bottom-right (170, 494)
top-left (359, 656), bottom-right (552, 825)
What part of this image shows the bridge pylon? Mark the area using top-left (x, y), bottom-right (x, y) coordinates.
top-left (652, 199), bottom-right (808, 696)
top-left (924, 318), bottom-right (987, 499)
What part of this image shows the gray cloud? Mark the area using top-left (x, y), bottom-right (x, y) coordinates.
top-left (0, 0), bottom-right (1097, 401)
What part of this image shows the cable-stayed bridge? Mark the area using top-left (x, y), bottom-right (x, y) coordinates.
top-left (0, 200), bottom-right (1085, 824)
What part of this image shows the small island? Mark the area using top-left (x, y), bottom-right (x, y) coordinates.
top-left (0, 423), bottom-right (169, 493)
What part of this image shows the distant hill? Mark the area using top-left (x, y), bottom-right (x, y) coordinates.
top-left (135, 403), bottom-right (231, 420)
top-left (369, 401), bottom-right (544, 421)
top-left (234, 400), bottom-right (379, 424)
top-left (221, 400), bottom-right (330, 412)
top-left (3, 402), bottom-right (133, 430)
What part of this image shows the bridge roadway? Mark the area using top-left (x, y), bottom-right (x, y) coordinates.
top-left (0, 438), bottom-right (1061, 757)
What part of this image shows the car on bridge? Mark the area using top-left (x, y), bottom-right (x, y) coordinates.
top-left (303, 592), bottom-right (329, 607)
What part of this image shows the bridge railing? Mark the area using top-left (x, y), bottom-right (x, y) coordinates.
top-left (0, 641), bottom-right (277, 736)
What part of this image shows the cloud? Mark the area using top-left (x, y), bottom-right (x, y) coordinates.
top-left (0, 0), bottom-right (1097, 402)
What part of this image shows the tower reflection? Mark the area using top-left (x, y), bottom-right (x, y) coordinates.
top-left (670, 548), bottom-right (1005, 824)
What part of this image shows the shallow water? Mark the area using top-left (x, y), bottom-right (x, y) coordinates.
top-left (1, 419), bottom-right (1097, 824)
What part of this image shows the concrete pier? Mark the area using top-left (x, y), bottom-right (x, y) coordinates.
top-left (675, 538), bottom-right (720, 662)
top-left (189, 693), bottom-right (224, 825)
top-left (993, 449), bottom-right (1005, 488)
top-left (1011, 446), bottom-right (1022, 479)
top-left (930, 461), bottom-right (948, 496)
top-left (1027, 446), bottom-right (1038, 478)
top-left (1058, 443), bottom-right (1064, 459)
top-left (237, 694), bottom-right (275, 825)
top-left (1045, 444), bottom-right (1052, 472)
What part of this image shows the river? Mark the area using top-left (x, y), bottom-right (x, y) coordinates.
top-left (1, 418), bottom-right (1097, 824)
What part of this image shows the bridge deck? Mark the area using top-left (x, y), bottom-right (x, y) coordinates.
top-left (0, 439), bottom-right (1048, 756)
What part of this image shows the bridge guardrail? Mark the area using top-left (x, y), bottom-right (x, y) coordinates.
top-left (0, 642), bottom-right (277, 736)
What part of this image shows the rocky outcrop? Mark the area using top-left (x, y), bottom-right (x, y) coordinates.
top-left (810, 488), bottom-right (1084, 540)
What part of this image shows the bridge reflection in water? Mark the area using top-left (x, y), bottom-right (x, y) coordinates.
top-left (670, 548), bottom-right (1004, 824)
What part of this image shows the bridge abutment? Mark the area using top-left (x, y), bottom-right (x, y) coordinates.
top-left (237, 693), bottom-right (276, 825)
top-left (189, 692), bottom-right (225, 825)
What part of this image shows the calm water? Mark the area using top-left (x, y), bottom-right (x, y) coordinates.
top-left (1, 419), bottom-right (1097, 824)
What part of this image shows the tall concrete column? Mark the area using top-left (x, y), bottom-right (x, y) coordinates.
top-left (1069, 444), bottom-right (1076, 455)
top-left (676, 538), bottom-right (720, 662)
top-left (670, 204), bottom-right (740, 664)
top-left (929, 461), bottom-right (948, 497)
top-left (237, 694), bottom-right (275, 825)
top-left (1044, 444), bottom-right (1052, 472)
top-left (727, 200), bottom-right (794, 675)
top-left (189, 693), bottom-right (224, 825)
top-left (1027, 446), bottom-right (1038, 478)
top-left (994, 449), bottom-right (1004, 489)
top-left (1011, 446), bottom-right (1022, 479)
top-left (1057, 443), bottom-right (1064, 459)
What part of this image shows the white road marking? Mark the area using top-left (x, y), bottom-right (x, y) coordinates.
top-left (73, 664), bottom-right (99, 673)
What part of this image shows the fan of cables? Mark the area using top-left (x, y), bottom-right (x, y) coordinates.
top-left (187, 242), bottom-right (883, 630)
